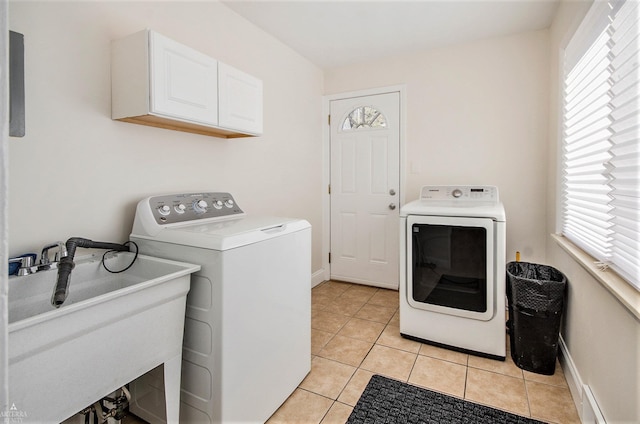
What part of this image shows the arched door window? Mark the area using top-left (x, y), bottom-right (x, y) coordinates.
top-left (342, 106), bottom-right (387, 130)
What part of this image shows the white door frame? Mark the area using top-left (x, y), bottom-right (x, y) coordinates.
top-left (320, 85), bottom-right (407, 286)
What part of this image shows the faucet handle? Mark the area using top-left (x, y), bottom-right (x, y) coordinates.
top-left (9, 255), bottom-right (36, 276)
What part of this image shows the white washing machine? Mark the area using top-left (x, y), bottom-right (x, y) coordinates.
top-left (400, 185), bottom-right (506, 360)
top-left (128, 192), bottom-right (311, 423)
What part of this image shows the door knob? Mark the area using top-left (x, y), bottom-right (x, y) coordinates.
top-left (389, 189), bottom-right (396, 196)
top-left (389, 203), bottom-right (396, 210)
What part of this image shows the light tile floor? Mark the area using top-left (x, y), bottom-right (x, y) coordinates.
top-left (266, 280), bottom-right (580, 424)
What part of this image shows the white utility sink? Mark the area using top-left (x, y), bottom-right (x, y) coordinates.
top-left (8, 252), bottom-right (200, 423)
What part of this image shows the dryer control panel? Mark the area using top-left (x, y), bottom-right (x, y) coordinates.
top-left (148, 192), bottom-right (244, 225)
top-left (419, 185), bottom-right (498, 203)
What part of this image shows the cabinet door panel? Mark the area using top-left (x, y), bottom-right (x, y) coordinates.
top-left (150, 31), bottom-right (218, 126)
top-left (218, 62), bottom-right (263, 135)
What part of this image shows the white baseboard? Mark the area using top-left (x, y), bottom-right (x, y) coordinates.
top-left (559, 335), bottom-right (606, 424)
top-left (582, 384), bottom-right (607, 424)
top-left (559, 335), bottom-right (582, 416)
top-left (310, 268), bottom-right (399, 290)
top-left (311, 269), bottom-right (327, 288)
top-left (326, 275), bottom-right (399, 290)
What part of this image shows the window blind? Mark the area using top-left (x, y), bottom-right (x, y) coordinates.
top-left (562, 0), bottom-right (639, 289)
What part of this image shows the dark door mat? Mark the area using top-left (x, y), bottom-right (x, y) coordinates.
top-left (347, 375), bottom-right (547, 424)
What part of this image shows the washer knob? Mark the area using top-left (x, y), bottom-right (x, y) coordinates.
top-left (224, 199), bottom-right (235, 208)
top-left (175, 204), bottom-right (187, 214)
top-left (158, 205), bottom-right (171, 216)
top-left (213, 200), bottom-right (224, 209)
top-left (452, 189), bottom-right (463, 198)
top-left (193, 199), bottom-right (208, 213)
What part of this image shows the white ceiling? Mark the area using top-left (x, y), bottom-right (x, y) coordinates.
top-left (223, 0), bottom-right (560, 69)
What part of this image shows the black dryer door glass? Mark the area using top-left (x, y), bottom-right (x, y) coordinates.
top-left (411, 224), bottom-right (487, 312)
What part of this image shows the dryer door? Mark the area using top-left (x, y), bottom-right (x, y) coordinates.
top-left (406, 215), bottom-right (496, 321)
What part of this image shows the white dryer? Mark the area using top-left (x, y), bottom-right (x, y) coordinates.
top-left (400, 185), bottom-right (506, 360)
top-left (128, 192), bottom-right (311, 423)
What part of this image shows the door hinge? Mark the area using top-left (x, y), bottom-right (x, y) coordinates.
top-left (328, 114), bottom-right (331, 125)
top-left (328, 252), bottom-right (331, 263)
top-left (328, 184), bottom-right (331, 195)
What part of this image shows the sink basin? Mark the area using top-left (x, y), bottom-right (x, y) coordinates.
top-left (8, 252), bottom-right (200, 423)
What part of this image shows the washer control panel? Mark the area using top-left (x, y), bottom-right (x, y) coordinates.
top-left (149, 192), bottom-right (244, 225)
top-left (419, 185), bottom-right (498, 202)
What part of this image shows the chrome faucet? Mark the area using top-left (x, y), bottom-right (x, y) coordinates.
top-left (9, 256), bottom-right (37, 276)
top-left (8, 242), bottom-right (67, 277)
top-left (39, 241), bottom-right (68, 270)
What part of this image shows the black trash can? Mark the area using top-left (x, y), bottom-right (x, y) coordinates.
top-left (506, 261), bottom-right (567, 375)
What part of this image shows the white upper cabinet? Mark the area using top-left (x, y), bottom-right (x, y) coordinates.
top-left (111, 30), bottom-right (263, 138)
top-left (150, 31), bottom-right (219, 126)
top-left (218, 62), bottom-right (263, 135)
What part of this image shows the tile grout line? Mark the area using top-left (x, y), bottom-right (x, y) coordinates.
top-left (523, 377), bottom-right (535, 420)
top-left (295, 387), bottom-right (336, 424)
top-left (405, 346), bottom-right (420, 385)
top-left (462, 361), bottom-right (469, 401)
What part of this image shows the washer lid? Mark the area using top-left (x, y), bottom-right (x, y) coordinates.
top-left (131, 215), bottom-right (310, 250)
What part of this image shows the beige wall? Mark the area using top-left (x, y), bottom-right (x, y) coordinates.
top-left (8, 1), bottom-right (324, 274)
top-left (547, 1), bottom-right (640, 422)
top-left (325, 30), bottom-right (550, 264)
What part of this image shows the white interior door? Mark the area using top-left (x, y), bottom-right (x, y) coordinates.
top-left (330, 92), bottom-right (400, 289)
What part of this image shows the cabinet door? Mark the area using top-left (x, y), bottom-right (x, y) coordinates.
top-left (150, 31), bottom-right (218, 126)
top-left (218, 62), bottom-right (263, 135)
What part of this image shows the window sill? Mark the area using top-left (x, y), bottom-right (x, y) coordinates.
top-left (552, 234), bottom-right (640, 320)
